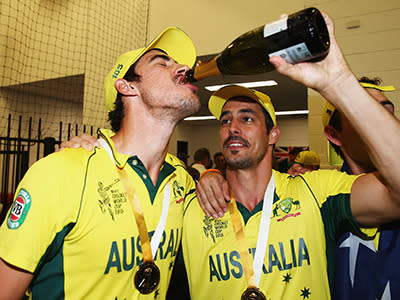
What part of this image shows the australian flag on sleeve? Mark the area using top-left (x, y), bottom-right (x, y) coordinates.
top-left (334, 224), bottom-right (400, 300)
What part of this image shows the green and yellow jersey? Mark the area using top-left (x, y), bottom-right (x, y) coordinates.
top-left (182, 169), bottom-right (362, 300)
top-left (0, 129), bottom-right (196, 300)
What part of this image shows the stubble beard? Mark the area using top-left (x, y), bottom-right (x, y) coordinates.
top-left (141, 89), bottom-right (200, 121)
top-left (225, 144), bottom-right (269, 170)
top-left (226, 156), bottom-right (253, 170)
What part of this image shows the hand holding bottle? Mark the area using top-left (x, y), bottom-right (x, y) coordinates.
top-left (269, 12), bottom-right (354, 96)
top-left (192, 7), bottom-right (330, 81)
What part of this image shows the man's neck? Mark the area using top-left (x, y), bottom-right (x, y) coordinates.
top-left (226, 156), bottom-right (273, 212)
top-left (112, 111), bottom-right (176, 185)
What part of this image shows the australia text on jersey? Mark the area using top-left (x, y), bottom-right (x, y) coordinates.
top-left (209, 237), bottom-right (310, 282)
top-left (104, 228), bottom-right (181, 274)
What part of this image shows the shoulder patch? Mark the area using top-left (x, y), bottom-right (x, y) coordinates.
top-left (7, 189), bottom-right (32, 229)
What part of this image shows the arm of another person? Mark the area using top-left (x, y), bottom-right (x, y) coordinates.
top-left (270, 13), bottom-right (400, 226)
top-left (287, 163), bottom-right (307, 176)
top-left (0, 258), bottom-right (33, 300)
top-left (58, 133), bottom-right (100, 151)
top-left (59, 134), bottom-right (231, 218)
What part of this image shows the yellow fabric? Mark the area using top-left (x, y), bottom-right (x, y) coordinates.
top-left (0, 129), bottom-right (196, 300)
top-left (117, 168), bottom-right (153, 262)
top-left (360, 82), bottom-right (396, 91)
top-left (228, 193), bottom-right (257, 288)
top-left (208, 85), bottom-right (276, 125)
top-left (294, 150), bottom-right (320, 166)
top-left (182, 169), bottom-right (359, 300)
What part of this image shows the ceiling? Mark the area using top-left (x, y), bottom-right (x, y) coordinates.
top-left (185, 54), bottom-right (307, 122)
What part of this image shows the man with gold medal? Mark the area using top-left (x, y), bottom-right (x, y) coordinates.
top-left (189, 13), bottom-right (400, 299)
top-left (0, 27), bottom-right (199, 299)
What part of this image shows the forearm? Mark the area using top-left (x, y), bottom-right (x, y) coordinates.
top-left (0, 258), bottom-right (32, 300)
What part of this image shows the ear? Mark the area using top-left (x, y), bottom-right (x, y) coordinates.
top-left (268, 126), bottom-right (280, 145)
top-left (115, 79), bottom-right (138, 97)
top-left (324, 125), bottom-right (343, 147)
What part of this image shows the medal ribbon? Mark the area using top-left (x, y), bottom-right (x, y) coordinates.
top-left (98, 138), bottom-right (170, 262)
top-left (228, 173), bottom-right (275, 288)
top-left (118, 169), bottom-right (152, 261)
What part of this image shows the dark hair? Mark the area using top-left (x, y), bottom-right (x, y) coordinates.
top-left (108, 62), bottom-right (141, 132)
top-left (327, 109), bottom-right (344, 158)
top-left (359, 76), bottom-right (382, 86)
top-left (194, 148), bottom-right (210, 162)
top-left (261, 107), bottom-right (275, 134)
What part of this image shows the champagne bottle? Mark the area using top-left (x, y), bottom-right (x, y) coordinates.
top-left (191, 7), bottom-right (330, 81)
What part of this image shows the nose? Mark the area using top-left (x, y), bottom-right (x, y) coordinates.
top-left (175, 64), bottom-right (190, 77)
top-left (228, 118), bottom-right (241, 135)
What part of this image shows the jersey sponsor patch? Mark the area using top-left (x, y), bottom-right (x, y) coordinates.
top-left (172, 180), bottom-right (184, 204)
top-left (7, 188), bottom-right (32, 229)
top-left (272, 197), bottom-right (302, 222)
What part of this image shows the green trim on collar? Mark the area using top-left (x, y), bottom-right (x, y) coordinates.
top-left (236, 192), bottom-right (279, 225)
top-left (127, 156), bottom-right (175, 204)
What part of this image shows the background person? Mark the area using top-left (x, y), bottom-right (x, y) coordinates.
top-left (213, 152), bottom-right (226, 177)
top-left (288, 149), bottom-right (320, 175)
top-left (191, 147), bottom-right (212, 174)
top-left (322, 77), bottom-right (399, 299)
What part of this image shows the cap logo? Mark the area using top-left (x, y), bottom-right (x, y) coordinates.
top-left (112, 64), bottom-right (124, 79)
top-left (7, 188), bottom-right (32, 229)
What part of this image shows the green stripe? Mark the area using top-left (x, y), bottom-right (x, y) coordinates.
top-left (31, 148), bottom-right (96, 299)
top-left (321, 193), bottom-right (360, 295)
top-left (31, 223), bottom-right (75, 299)
top-left (297, 174), bottom-right (359, 294)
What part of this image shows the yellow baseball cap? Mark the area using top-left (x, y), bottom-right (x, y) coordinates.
top-left (295, 150), bottom-right (320, 166)
top-left (321, 82), bottom-right (396, 127)
top-left (208, 85), bottom-right (276, 125)
top-left (104, 27), bottom-right (196, 112)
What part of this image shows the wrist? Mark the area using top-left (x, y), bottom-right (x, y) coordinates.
top-left (200, 168), bottom-right (223, 178)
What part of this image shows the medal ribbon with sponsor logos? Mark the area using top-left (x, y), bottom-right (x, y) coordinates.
top-left (99, 138), bottom-right (171, 294)
top-left (228, 173), bottom-right (275, 300)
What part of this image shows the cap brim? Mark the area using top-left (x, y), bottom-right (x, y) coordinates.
top-left (143, 27), bottom-right (197, 68)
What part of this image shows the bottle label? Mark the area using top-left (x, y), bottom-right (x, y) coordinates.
top-left (263, 17), bottom-right (288, 37)
top-left (268, 42), bottom-right (312, 64)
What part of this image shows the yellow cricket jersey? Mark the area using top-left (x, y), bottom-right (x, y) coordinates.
top-left (0, 129), bottom-right (196, 300)
top-left (182, 169), bottom-right (363, 300)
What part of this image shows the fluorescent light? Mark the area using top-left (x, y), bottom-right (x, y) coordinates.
top-left (184, 110), bottom-right (308, 121)
top-left (275, 110), bottom-right (309, 116)
top-left (184, 116), bottom-right (216, 121)
top-left (205, 80), bottom-right (278, 91)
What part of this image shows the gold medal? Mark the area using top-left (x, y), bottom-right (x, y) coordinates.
top-left (134, 261), bottom-right (160, 294)
top-left (241, 287), bottom-right (266, 300)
